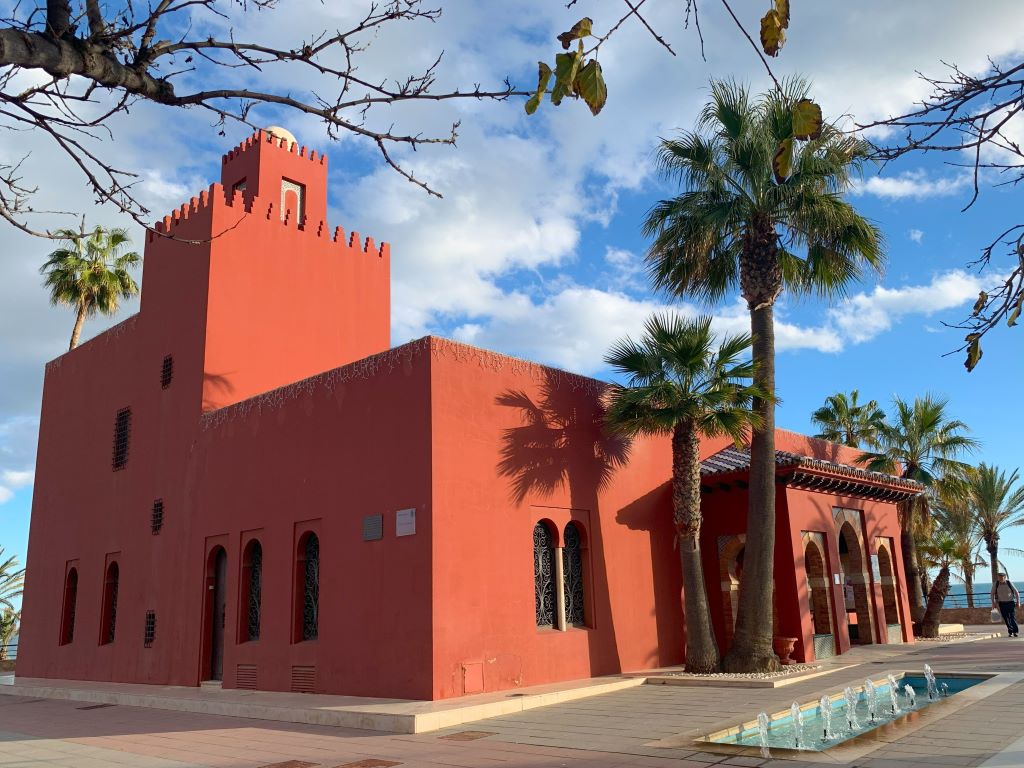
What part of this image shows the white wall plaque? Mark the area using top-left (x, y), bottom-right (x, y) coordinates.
top-left (833, 573), bottom-right (842, 585)
top-left (396, 508), bottom-right (416, 537)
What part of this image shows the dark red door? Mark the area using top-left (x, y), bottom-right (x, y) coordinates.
top-left (210, 548), bottom-right (227, 681)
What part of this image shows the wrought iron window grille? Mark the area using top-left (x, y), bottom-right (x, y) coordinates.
top-left (247, 542), bottom-right (262, 641)
top-left (111, 408), bottom-right (131, 471)
top-left (301, 534), bottom-right (319, 641)
top-left (151, 499), bottom-right (164, 534)
top-left (562, 523), bottom-right (586, 627)
top-left (160, 355), bottom-right (174, 389)
top-left (533, 523), bottom-right (555, 627)
top-left (144, 610), bottom-right (156, 647)
top-left (103, 565), bottom-right (119, 644)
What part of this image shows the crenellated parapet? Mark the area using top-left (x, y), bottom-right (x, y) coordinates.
top-left (146, 180), bottom-right (389, 260)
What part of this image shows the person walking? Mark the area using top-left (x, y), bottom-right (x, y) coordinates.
top-left (991, 573), bottom-right (1021, 637)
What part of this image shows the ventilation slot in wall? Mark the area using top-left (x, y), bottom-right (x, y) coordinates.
top-left (144, 610), bottom-right (156, 647)
top-left (151, 499), bottom-right (164, 535)
top-left (236, 664), bottom-right (257, 690)
top-left (111, 408), bottom-right (131, 471)
top-left (290, 665), bottom-right (316, 694)
top-left (160, 355), bottom-right (174, 389)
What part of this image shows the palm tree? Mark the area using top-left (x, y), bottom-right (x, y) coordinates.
top-left (643, 79), bottom-right (884, 671)
top-left (810, 390), bottom-right (886, 448)
top-left (858, 395), bottom-right (978, 626)
top-left (0, 548), bottom-right (24, 612)
top-left (918, 531), bottom-right (974, 638)
top-left (930, 493), bottom-right (983, 608)
top-left (604, 314), bottom-right (764, 674)
top-left (40, 226), bottom-right (141, 350)
top-left (966, 464), bottom-right (1024, 589)
top-left (0, 608), bottom-right (18, 662)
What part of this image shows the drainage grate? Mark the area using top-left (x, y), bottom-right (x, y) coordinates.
top-left (77, 703), bottom-right (115, 710)
top-left (334, 761), bottom-right (401, 768)
top-left (439, 731), bottom-right (496, 741)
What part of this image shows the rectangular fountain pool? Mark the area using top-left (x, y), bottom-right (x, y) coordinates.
top-left (705, 671), bottom-right (989, 752)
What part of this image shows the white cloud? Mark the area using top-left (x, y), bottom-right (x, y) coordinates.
top-left (1, 0), bottom-right (1022, 507)
top-left (855, 170), bottom-right (969, 199)
top-left (829, 270), bottom-right (988, 344)
top-left (0, 418), bottom-right (38, 506)
top-left (909, 229), bottom-right (924, 243)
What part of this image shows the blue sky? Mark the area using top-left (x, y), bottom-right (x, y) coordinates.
top-left (2, 1), bottom-right (1023, 606)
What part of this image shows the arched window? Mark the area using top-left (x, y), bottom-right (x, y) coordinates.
top-left (562, 523), bottom-right (586, 626)
top-left (242, 540), bottom-right (263, 642)
top-left (60, 568), bottom-right (78, 645)
top-left (101, 562), bottom-right (119, 644)
top-left (533, 522), bottom-right (555, 627)
top-left (296, 533), bottom-right (319, 641)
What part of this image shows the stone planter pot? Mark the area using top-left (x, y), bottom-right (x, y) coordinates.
top-left (772, 636), bottom-right (798, 665)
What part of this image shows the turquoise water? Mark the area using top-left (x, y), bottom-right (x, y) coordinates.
top-left (714, 675), bottom-right (986, 752)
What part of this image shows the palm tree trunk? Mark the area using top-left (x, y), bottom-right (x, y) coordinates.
top-left (920, 566), bottom-right (950, 638)
top-left (900, 529), bottom-right (925, 625)
top-left (965, 567), bottom-right (975, 608)
top-left (69, 301), bottom-right (87, 349)
top-left (672, 421), bottom-right (720, 674)
top-left (723, 302), bottom-right (779, 673)
top-left (988, 541), bottom-right (1000, 588)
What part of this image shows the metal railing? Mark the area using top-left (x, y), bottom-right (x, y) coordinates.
top-left (0, 640), bottom-right (16, 662)
top-left (941, 591), bottom-right (999, 609)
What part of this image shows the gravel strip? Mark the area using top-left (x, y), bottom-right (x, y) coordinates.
top-left (667, 663), bottom-right (821, 680)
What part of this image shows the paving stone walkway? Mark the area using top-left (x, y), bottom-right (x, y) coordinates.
top-left (1, 632), bottom-right (1022, 768)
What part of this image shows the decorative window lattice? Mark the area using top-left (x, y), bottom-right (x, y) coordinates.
top-left (144, 610), bottom-right (156, 647)
top-left (533, 523), bottom-right (555, 627)
top-left (111, 408), bottom-right (131, 470)
top-left (246, 541), bottom-right (262, 642)
top-left (151, 499), bottom-right (164, 535)
top-left (160, 355), bottom-right (174, 389)
top-left (103, 564), bottom-right (119, 644)
top-left (301, 534), bottom-right (319, 641)
top-left (61, 569), bottom-right (78, 645)
top-left (562, 523), bottom-right (586, 626)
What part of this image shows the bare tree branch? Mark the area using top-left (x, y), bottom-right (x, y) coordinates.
top-left (863, 58), bottom-right (1024, 368)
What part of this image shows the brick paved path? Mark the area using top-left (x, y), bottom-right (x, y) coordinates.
top-left (2, 635), bottom-right (1023, 768)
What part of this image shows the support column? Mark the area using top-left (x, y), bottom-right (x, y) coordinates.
top-left (555, 547), bottom-right (567, 631)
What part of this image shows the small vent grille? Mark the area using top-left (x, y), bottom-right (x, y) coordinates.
top-left (236, 664), bottom-right (257, 690)
top-left (112, 408), bottom-right (131, 470)
top-left (144, 610), bottom-right (156, 647)
top-left (290, 665), bottom-right (315, 694)
top-left (160, 355), bottom-right (174, 388)
top-left (812, 633), bottom-right (836, 659)
top-left (151, 499), bottom-right (164, 534)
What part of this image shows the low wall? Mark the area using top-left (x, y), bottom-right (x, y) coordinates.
top-left (940, 606), bottom-right (1024, 625)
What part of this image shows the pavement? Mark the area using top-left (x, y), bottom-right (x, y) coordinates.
top-left (1, 628), bottom-right (1022, 768)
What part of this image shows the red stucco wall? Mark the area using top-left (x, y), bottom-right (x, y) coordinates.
top-left (427, 339), bottom-right (686, 698)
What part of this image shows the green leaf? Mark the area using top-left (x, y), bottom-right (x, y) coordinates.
top-left (775, 0), bottom-right (791, 28)
top-left (574, 59), bottom-right (607, 116)
top-left (792, 99), bottom-right (823, 140)
top-left (760, 9), bottom-right (786, 57)
top-left (525, 61), bottom-right (553, 115)
top-left (964, 335), bottom-right (983, 372)
top-left (557, 17), bottom-right (593, 50)
top-left (773, 137), bottom-right (794, 183)
top-left (551, 51), bottom-right (581, 106)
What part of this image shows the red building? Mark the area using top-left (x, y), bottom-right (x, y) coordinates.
top-left (18, 130), bottom-right (917, 700)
